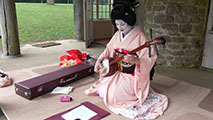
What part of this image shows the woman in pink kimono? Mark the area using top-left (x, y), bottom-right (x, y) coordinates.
top-left (85, 0), bottom-right (168, 119)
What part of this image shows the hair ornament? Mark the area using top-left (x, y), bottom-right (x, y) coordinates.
top-left (132, 2), bottom-right (140, 8)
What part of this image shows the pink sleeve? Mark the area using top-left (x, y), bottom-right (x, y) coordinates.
top-left (134, 32), bottom-right (157, 104)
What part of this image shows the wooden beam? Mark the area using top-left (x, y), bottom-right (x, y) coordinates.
top-left (96, 0), bottom-right (99, 19)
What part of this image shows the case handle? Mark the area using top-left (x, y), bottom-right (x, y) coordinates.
top-left (60, 74), bottom-right (78, 84)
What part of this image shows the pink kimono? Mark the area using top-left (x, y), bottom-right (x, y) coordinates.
top-left (85, 27), bottom-right (168, 119)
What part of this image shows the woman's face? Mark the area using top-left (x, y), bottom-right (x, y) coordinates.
top-left (115, 19), bottom-right (132, 35)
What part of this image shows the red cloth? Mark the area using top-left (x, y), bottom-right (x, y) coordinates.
top-left (59, 49), bottom-right (87, 68)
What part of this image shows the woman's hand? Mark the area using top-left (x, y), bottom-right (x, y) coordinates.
top-left (94, 59), bottom-right (103, 73)
top-left (123, 54), bottom-right (140, 64)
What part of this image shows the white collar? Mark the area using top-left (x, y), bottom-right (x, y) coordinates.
top-left (120, 27), bottom-right (135, 42)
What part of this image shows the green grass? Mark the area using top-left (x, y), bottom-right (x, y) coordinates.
top-left (0, 3), bottom-right (111, 45)
top-left (15, 3), bottom-right (74, 43)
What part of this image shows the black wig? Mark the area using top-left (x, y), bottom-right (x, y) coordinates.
top-left (110, 0), bottom-right (139, 26)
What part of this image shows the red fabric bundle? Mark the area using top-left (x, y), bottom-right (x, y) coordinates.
top-left (59, 49), bottom-right (87, 68)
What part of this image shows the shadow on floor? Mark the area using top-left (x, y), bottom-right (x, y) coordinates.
top-left (0, 110), bottom-right (6, 120)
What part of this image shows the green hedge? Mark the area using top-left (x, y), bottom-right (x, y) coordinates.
top-left (15, 0), bottom-right (73, 4)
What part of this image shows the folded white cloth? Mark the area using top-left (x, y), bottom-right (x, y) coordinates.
top-left (51, 86), bottom-right (73, 94)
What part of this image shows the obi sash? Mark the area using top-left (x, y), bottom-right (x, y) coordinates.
top-left (115, 48), bottom-right (138, 74)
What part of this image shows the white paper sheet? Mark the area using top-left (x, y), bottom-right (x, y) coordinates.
top-left (51, 86), bottom-right (73, 94)
top-left (61, 105), bottom-right (97, 120)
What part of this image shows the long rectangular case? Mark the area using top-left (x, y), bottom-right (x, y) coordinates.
top-left (15, 63), bottom-right (94, 100)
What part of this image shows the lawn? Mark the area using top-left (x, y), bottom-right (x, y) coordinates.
top-left (0, 3), bottom-right (74, 44)
top-left (0, 3), bottom-right (111, 45)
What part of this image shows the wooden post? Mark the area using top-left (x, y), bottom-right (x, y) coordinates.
top-left (73, 0), bottom-right (84, 40)
top-left (0, 0), bottom-right (21, 58)
top-left (83, 0), bottom-right (94, 48)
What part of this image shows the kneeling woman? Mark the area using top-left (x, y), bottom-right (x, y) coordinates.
top-left (85, 0), bottom-right (168, 119)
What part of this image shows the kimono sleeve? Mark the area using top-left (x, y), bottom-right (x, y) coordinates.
top-left (134, 31), bottom-right (157, 104)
